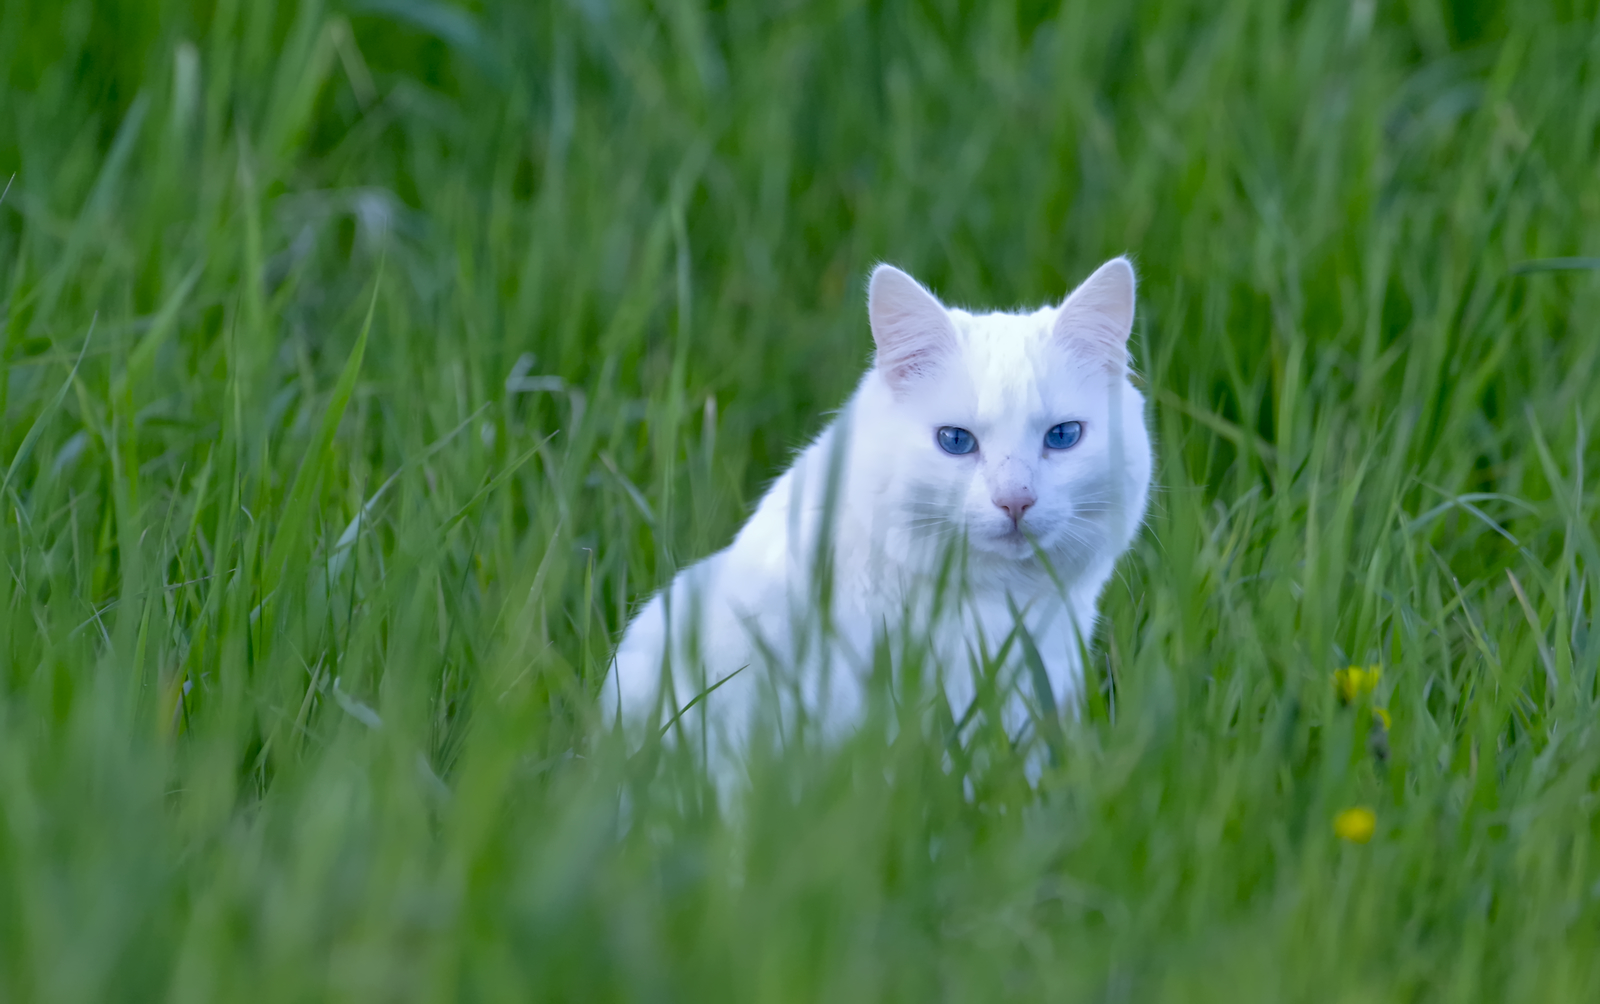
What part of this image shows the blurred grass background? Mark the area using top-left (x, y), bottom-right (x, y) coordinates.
top-left (3, 0), bottom-right (1600, 1000)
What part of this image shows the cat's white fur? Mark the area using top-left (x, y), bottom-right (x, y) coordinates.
top-left (604, 258), bottom-right (1152, 773)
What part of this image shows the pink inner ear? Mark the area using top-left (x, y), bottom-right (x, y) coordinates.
top-left (1054, 258), bottom-right (1136, 369)
top-left (879, 321), bottom-right (950, 387)
top-left (1054, 313), bottom-right (1129, 370)
top-left (869, 265), bottom-right (957, 391)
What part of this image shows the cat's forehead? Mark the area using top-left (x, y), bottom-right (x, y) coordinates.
top-left (943, 305), bottom-right (1090, 417)
top-left (948, 306), bottom-right (1053, 365)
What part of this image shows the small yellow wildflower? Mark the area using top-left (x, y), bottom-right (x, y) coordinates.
top-left (1373, 707), bottom-right (1391, 730)
top-left (1335, 665), bottom-right (1382, 703)
top-left (1334, 807), bottom-right (1376, 844)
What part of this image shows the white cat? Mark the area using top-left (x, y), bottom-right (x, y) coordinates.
top-left (604, 257), bottom-right (1152, 777)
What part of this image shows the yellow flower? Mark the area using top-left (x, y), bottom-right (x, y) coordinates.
top-left (1373, 707), bottom-right (1391, 730)
top-left (1335, 665), bottom-right (1382, 703)
top-left (1334, 806), bottom-right (1376, 844)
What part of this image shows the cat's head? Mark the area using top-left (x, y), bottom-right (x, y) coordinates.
top-left (862, 257), bottom-right (1152, 568)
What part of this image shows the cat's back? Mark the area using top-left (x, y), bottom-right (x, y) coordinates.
top-left (606, 414), bottom-right (850, 724)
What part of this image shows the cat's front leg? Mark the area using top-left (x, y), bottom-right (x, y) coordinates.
top-left (976, 597), bottom-right (1092, 777)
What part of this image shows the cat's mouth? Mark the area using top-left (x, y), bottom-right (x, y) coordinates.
top-left (982, 523), bottom-right (1037, 555)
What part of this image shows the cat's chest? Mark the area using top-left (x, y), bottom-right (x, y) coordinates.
top-left (828, 559), bottom-right (1071, 647)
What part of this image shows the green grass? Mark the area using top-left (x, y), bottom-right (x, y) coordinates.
top-left (4, 0), bottom-right (1600, 999)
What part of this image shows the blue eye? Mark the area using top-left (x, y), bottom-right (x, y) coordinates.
top-left (1045, 421), bottom-right (1082, 450)
top-left (937, 427), bottom-right (977, 455)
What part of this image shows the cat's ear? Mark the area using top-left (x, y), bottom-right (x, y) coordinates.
top-left (1054, 256), bottom-right (1136, 370)
top-left (868, 264), bottom-right (958, 391)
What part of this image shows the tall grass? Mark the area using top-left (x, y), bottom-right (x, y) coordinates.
top-left (2, 0), bottom-right (1599, 999)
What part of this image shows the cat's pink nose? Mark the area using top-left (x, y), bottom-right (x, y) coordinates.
top-left (994, 490), bottom-right (1036, 526)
